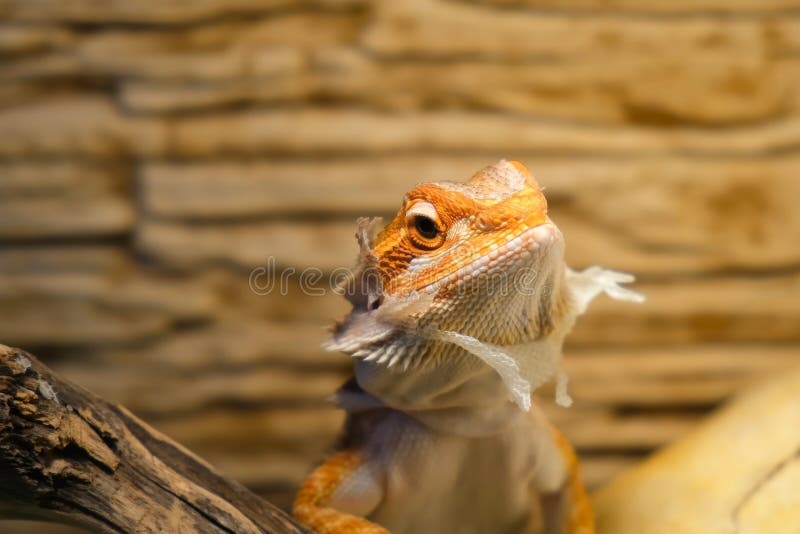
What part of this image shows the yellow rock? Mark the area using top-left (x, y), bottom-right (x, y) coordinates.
top-left (593, 366), bottom-right (800, 534)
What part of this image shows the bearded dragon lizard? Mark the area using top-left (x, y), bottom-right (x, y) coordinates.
top-left (293, 160), bottom-right (643, 534)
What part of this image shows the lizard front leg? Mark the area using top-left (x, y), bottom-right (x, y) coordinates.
top-left (540, 424), bottom-right (594, 534)
top-left (293, 449), bottom-right (388, 534)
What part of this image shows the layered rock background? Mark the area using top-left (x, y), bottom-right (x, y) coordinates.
top-left (2, 0), bottom-right (799, 531)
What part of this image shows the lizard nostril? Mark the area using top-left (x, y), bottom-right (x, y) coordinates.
top-left (368, 294), bottom-right (383, 311)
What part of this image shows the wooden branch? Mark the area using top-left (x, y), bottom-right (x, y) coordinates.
top-left (0, 344), bottom-right (311, 534)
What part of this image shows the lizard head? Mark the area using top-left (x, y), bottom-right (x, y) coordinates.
top-left (350, 159), bottom-right (568, 344)
top-left (331, 159), bottom-right (642, 414)
top-left (329, 159), bottom-right (570, 414)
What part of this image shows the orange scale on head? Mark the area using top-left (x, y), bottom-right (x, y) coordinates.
top-left (368, 160), bottom-right (552, 297)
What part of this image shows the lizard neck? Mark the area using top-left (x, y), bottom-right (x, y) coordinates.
top-left (347, 334), bottom-right (565, 436)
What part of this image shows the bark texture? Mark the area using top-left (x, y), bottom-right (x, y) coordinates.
top-left (0, 344), bottom-right (310, 534)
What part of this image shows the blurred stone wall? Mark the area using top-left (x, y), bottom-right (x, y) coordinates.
top-left (2, 0), bottom-right (800, 527)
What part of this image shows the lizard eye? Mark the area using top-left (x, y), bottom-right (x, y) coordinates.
top-left (405, 200), bottom-right (445, 250)
top-left (413, 216), bottom-right (438, 239)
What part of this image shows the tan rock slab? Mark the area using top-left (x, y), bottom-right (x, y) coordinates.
top-left (0, 24), bottom-right (76, 55)
top-left (152, 407), bottom-right (346, 454)
top-left (561, 347), bottom-right (800, 406)
top-left (0, 0), bottom-right (364, 24)
top-left (574, 273), bottom-right (800, 345)
top-left (0, 246), bottom-right (127, 276)
top-left (0, 248), bottom-right (218, 346)
top-left (362, 0), bottom-right (766, 60)
top-left (4, 100), bottom-right (800, 158)
top-left (123, 47), bottom-right (786, 125)
top-left (110, 319), bottom-right (348, 371)
top-left (0, 97), bottom-right (164, 157)
top-left (60, 363), bottom-right (348, 415)
top-left (464, 0), bottom-right (800, 13)
top-left (137, 219), bottom-right (359, 272)
top-left (73, 12), bottom-right (355, 80)
top-left (141, 159), bottom-right (419, 218)
top-left (168, 107), bottom-right (800, 157)
top-left (0, 162), bottom-right (134, 239)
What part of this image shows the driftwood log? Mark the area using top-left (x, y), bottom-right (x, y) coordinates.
top-left (0, 344), bottom-right (311, 533)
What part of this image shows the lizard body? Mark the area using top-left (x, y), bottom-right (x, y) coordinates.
top-left (294, 160), bottom-right (642, 534)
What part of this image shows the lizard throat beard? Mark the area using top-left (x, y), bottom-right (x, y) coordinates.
top-left (327, 222), bottom-right (570, 415)
top-left (327, 257), bottom-right (644, 419)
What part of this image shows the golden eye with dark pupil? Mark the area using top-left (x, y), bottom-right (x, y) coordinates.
top-left (413, 216), bottom-right (438, 239)
top-left (405, 200), bottom-right (444, 250)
